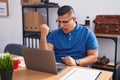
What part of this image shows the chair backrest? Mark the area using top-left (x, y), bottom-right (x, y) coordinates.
top-left (4, 43), bottom-right (26, 56)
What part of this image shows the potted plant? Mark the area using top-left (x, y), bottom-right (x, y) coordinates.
top-left (0, 53), bottom-right (14, 80)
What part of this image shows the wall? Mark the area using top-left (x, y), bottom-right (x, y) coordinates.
top-left (0, 0), bottom-right (120, 61)
top-left (0, 0), bottom-right (22, 52)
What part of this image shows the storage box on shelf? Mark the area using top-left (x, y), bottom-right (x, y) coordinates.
top-left (21, 0), bottom-right (41, 6)
top-left (94, 15), bottom-right (120, 34)
top-left (24, 12), bottom-right (46, 32)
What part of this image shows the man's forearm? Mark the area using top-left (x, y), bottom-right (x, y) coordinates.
top-left (79, 55), bottom-right (98, 66)
top-left (39, 38), bottom-right (48, 50)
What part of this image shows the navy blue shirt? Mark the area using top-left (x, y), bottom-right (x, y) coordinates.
top-left (47, 22), bottom-right (98, 63)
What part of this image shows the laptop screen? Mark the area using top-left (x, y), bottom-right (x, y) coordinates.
top-left (22, 47), bottom-right (67, 74)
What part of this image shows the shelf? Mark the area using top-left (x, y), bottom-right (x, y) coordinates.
top-left (22, 3), bottom-right (59, 48)
top-left (95, 33), bottom-right (120, 38)
top-left (92, 62), bottom-right (120, 71)
top-left (22, 3), bottom-right (59, 8)
top-left (95, 33), bottom-right (120, 80)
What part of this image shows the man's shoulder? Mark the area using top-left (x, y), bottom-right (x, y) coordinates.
top-left (76, 23), bottom-right (95, 37)
top-left (76, 24), bottom-right (90, 32)
top-left (76, 23), bottom-right (88, 30)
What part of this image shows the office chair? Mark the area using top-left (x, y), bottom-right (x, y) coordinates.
top-left (4, 43), bottom-right (26, 56)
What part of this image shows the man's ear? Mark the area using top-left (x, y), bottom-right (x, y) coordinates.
top-left (73, 17), bottom-right (77, 22)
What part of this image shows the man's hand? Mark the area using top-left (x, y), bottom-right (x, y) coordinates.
top-left (40, 24), bottom-right (50, 39)
top-left (62, 56), bottom-right (76, 66)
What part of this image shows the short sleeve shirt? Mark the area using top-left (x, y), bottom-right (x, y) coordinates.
top-left (47, 22), bottom-right (99, 63)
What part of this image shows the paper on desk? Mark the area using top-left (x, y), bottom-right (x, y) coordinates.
top-left (60, 68), bottom-right (101, 80)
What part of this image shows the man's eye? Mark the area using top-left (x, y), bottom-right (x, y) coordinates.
top-left (62, 21), bottom-right (68, 23)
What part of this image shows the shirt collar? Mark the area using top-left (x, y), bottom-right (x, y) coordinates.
top-left (68, 22), bottom-right (79, 35)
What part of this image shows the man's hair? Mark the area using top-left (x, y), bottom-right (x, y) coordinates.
top-left (57, 5), bottom-right (74, 16)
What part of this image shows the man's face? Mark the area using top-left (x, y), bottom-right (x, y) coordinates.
top-left (57, 14), bottom-right (76, 34)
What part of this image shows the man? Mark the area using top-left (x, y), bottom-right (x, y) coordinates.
top-left (39, 5), bottom-right (99, 67)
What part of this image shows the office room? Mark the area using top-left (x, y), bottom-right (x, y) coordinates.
top-left (0, 0), bottom-right (120, 80)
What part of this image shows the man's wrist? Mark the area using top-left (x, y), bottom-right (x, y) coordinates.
top-left (40, 36), bottom-right (46, 40)
top-left (75, 59), bottom-right (80, 66)
top-left (40, 38), bottom-right (46, 40)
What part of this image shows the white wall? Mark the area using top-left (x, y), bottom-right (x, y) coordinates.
top-left (0, 0), bottom-right (120, 61)
top-left (0, 0), bottom-right (22, 52)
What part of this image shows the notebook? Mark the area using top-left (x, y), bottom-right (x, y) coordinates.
top-left (22, 47), bottom-right (67, 74)
top-left (60, 68), bottom-right (101, 80)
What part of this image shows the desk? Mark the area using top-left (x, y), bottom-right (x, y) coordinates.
top-left (95, 33), bottom-right (120, 80)
top-left (13, 66), bottom-right (112, 80)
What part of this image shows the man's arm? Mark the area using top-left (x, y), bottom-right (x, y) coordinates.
top-left (39, 24), bottom-right (53, 50)
top-left (62, 49), bottom-right (98, 66)
top-left (79, 50), bottom-right (98, 66)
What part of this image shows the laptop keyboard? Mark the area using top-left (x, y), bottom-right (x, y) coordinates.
top-left (57, 64), bottom-right (67, 72)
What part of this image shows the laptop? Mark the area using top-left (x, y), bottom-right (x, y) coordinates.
top-left (22, 47), bottom-right (67, 74)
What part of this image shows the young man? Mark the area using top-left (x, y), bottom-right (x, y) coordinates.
top-left (39, 5), bottom-right (99, 67)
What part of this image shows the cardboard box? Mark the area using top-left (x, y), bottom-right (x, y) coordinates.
top-left (21, 0), bottom-right (41, 6)
top-left (24, 12), bottom-right (34, 31)
top-left (33, 12), bottom-right (46, 32)
top-left (24, 12), bottom-right (46, 32)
